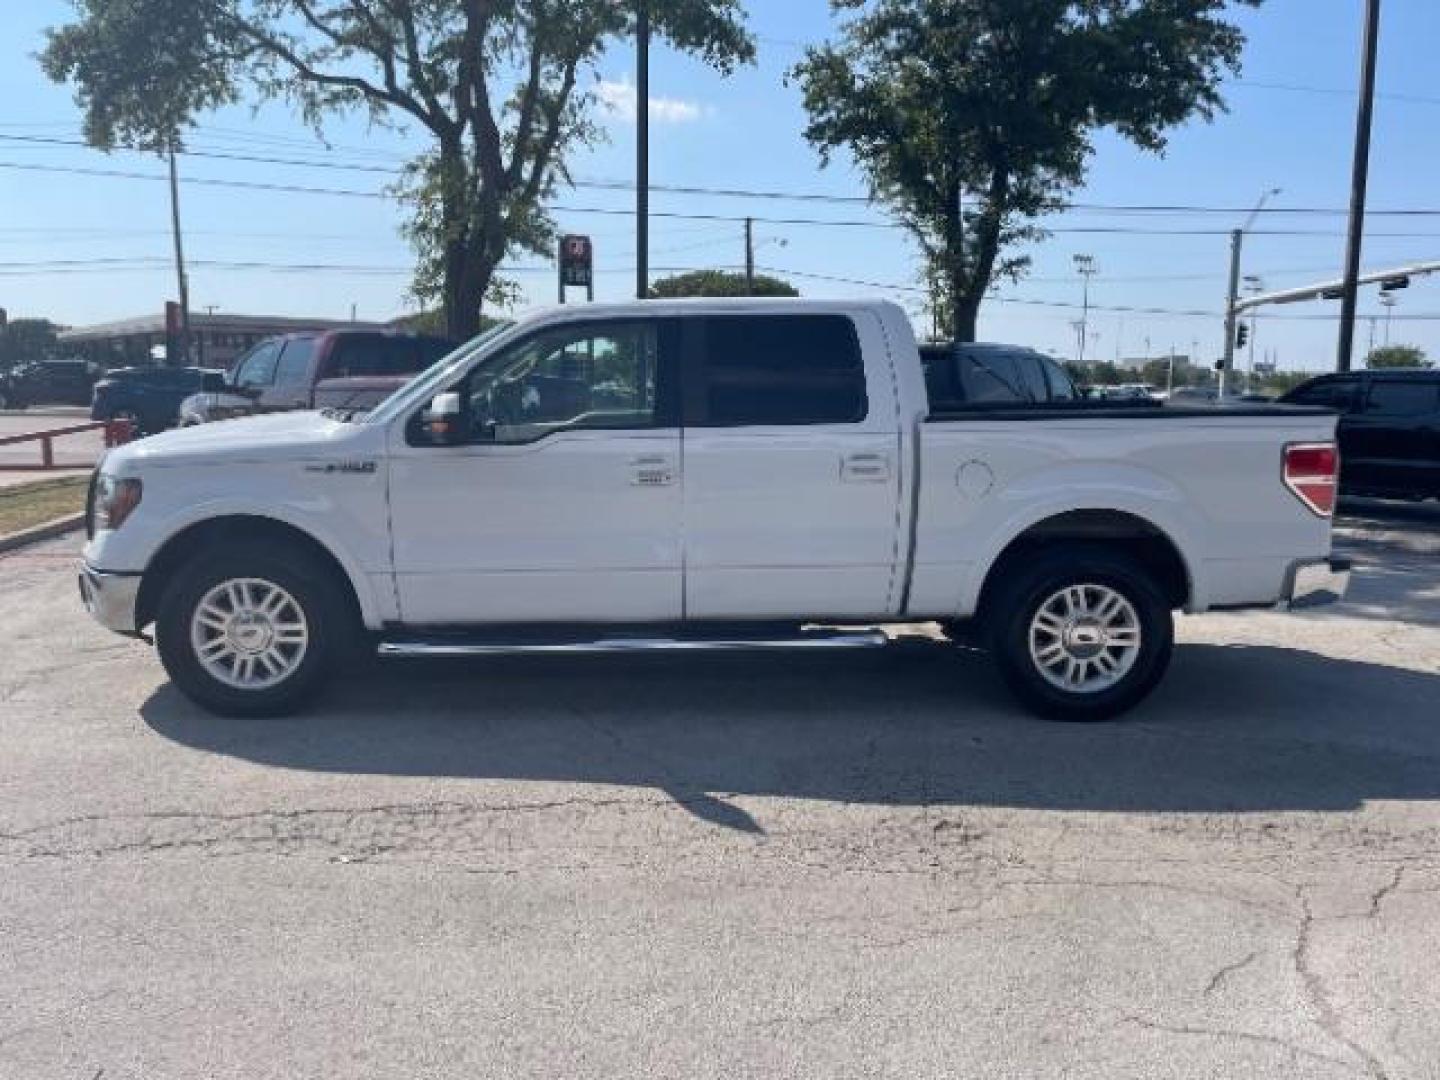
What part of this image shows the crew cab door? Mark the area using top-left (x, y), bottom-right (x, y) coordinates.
top-left (680, 311), bottom-right (903, 619)
top-left (386, 319), bottom-right (684, 625)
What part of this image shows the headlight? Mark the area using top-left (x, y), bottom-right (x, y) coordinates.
top-left (94, 475), bottom-right (143, 531)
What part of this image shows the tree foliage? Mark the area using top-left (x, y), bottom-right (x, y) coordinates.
top-left (43, 0), bottom-right (754, 339)
top-left (1365, 344), bottom-right (1430, 369)
top-left (792, 0), bottom-right (1256, 341)
top-left (648, 269), bottom-right (799, 298)
top-left (0, 319), bottom-right (62, 372)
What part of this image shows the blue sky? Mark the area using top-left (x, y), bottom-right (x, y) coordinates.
top-left (2, 0), bottom-right (1438, 372)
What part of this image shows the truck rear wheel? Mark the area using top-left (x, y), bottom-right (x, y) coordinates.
top-left (155, 542), bottom-right (348, 717)
top-left (985, 544), bottom-right (1173, 722)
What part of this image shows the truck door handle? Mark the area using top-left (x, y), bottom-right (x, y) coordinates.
top-left (841, 452), bottom-right (891, 483)
top-left (629, 455), bottom-right (675, 487)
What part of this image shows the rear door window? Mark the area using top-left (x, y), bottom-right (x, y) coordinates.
top-left (1014, 354), bottom-right (1051, 402)
top-left (1363, 380), bottom-right (1440, 417)
top-left (327, 336), bottom-right (389, 377)
top-left (692, 315), bottom-right (867, 426)
top-left (958, 352), bottom-right (1028, 404)
top-left (1040, 358), bottom-right (1078, 401)
top-left (274, 339), bottom-right (317, 385)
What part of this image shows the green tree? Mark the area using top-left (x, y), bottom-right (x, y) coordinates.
top-left (0, 318), bottom-right (61, 372)
top-left (1366, 344), bottom-right (1430, 369)
top-left (648, 269), bottom-right (800, 298)
top-left (42, 0), bottom-right (754, 340)
top-left (792, 0), bottom-right (1255, 341)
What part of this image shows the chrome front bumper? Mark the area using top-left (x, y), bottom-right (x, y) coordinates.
top-left (1282, 556), bottom-right (1352, 610)
top-left (78, 563), bottom-right (142, 637)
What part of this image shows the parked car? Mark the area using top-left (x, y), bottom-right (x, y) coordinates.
top-left (80, 299), bottom-right (1347, 721)
top-left (1280, 369), bottom-right (1440, 501)
top-left (1, 358), bottom-right (96, 409)
top-left (90, 365), bottom-right (226, 435)
top-left (1103, 383), bottom-right (1161, 402)
top-left (179, 330), bottom-right (455, 424)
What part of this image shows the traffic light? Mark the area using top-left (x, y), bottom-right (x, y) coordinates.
top-left (558, 234), bottom-right (594, 302)
top-left (1235, 323), bottom-right (1250, 349)
top-left (1380, 274), bottom-right (1411, 291)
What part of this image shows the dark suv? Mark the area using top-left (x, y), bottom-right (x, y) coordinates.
top-left (180, 329), bottom-right (455, 424)
top-left (90, 365), bottom-right (226, 435)
top-left (1280, 369), bottom-right (1440, 500)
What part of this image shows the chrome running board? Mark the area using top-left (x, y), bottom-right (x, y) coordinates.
top-left (378, 630), bottom-right (889, 658)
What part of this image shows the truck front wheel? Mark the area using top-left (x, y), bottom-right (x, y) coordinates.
top-left (155, 542), bottom-right (348, 717)
top-left (985, 545), bottom-right (1174, 722)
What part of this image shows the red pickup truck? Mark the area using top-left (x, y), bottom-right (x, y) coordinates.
top-left (179, 329), bottom-right (455, 424)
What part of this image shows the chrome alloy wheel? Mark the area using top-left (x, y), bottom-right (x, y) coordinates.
top-left (189, 578), bottom-right (310, 690)
top-left (1027, 583), bottom-right (1142, 694)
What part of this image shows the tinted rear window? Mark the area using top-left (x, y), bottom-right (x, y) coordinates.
top-left (695, 315), bottom-right (867, 426)
top-left (1364, 380), bottom-right (1439, 417)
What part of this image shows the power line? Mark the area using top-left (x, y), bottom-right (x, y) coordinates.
top-left (9, 134), bottom-right (1440, 220)
top-left (11, 159), bottom-right (1440, 241)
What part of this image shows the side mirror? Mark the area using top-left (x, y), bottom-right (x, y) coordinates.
top-left (421, 391), bottom-right (465, 444)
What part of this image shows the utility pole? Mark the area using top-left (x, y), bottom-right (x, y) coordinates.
top-left (1073, 254), bottom-right (1096, 366)
top-left (744, 217), bottom-right (755, 295)
top-left (635, 0), bottom-right (650, 300)
top-left (167, 149), bottom-right (191, 366)
top-left (1338, 0), bottom-right (1382, 372)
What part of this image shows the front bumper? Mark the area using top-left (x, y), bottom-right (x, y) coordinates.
top-left (1282, 556), bottom-right (1352, 610)
top-left (78, 563), bottom-right (143, 637)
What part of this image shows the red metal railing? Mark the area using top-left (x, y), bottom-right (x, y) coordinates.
top-left (0, 419), bottom-right (133, 471)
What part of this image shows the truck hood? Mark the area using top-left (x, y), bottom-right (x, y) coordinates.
top-left (103, 410), bottom-right (378, 471)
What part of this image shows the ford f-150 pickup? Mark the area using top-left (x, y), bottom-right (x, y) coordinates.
top-left (79, 299), bottom-right (1349, 721)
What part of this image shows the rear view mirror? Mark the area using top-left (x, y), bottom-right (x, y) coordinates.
top-left (422, 391), bottom-right (464, 444)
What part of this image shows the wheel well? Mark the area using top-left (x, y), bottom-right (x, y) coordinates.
top-left (976, 510), bottom-right (1191, 615)
top-left (135, 515), bottom-right (363, 631)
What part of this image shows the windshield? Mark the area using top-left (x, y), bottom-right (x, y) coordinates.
top-left (365, 321), bottom-right (516, 425)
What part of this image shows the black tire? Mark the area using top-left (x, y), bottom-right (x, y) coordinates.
top-left (984, 544), bottom-right (1174, 722)
top-left (155, 541), bottom-right (352, 717)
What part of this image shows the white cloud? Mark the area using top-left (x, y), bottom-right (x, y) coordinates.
top-left (597, 75), bottom-right (708, 124)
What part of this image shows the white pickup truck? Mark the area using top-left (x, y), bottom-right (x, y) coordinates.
top-left (80, 299), bottom-right (1349, 721)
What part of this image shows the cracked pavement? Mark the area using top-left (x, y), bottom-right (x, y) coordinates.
top-left (2, 510), bottom-right (1439, 1079)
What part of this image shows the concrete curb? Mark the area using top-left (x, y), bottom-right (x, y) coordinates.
top-left (0, 513), bottom-right (85, 555)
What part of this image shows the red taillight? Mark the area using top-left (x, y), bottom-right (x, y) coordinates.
top-left (1284, 442), bottom-right (1338, 517)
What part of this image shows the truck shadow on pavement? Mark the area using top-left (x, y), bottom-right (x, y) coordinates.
top-left (140, 640), bottom-right (1440, 830)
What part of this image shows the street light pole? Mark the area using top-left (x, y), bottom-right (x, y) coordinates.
top-left (745, 216), bottom-right (755, 295)
top-left (635, 0), bottom-right (650, 300)
top-left (1337, 0), bottom-right (1383, 372)
top-left (1073, 254), bottom-right (1096, 366)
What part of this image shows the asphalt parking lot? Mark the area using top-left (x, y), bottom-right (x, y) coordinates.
top-left (2, 508), bottom-right (1438, 1079)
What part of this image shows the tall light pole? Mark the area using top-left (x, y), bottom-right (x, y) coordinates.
top-left (1073, 254), bottom-right (1096, 366)
top-left (635, 0), bottom-right (650, 300)
top-left (1380, 290), bottom-right (1397, 346)
top-left (1220, 187), bottom-right (1281, 396)
top-left (1337, 0), bottom-right (1383, 372)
